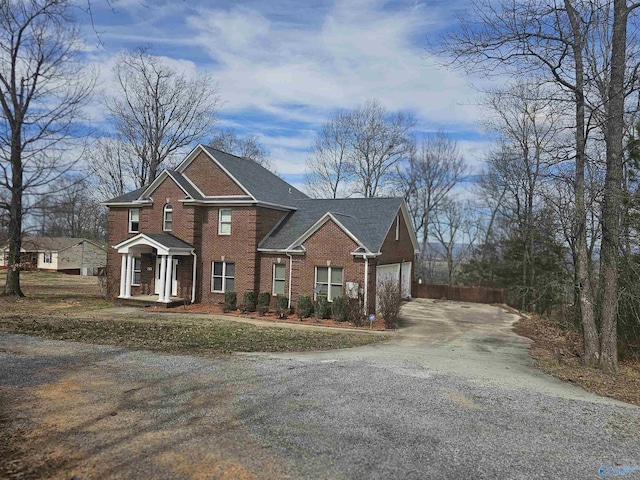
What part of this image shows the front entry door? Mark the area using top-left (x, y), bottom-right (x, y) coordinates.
top-left (155, 257), bottom-right (178, 296)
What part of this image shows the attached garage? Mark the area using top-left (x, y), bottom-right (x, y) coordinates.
top-left (376, 262), bottom-right (412, 310)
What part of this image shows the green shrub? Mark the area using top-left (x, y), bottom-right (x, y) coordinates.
top-left (224, 291), bottom-right (237, 311)
top-left (257, 291), bottom-right (271, 309)
top-left (276, 294), bottom-right (289, 310)
top-left (242, 291), bottom-right (256, 312)
top-left (331, 296), bottom-right (348, 322)
top-left (275, 294), bottom-right (289, 319)
top-left (297, 295), bottom-right (313, 319)
top-left (315, 295), bottom-right (331, 320)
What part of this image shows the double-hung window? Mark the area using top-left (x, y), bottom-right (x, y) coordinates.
top-left (43, 252), bottom-right (52, 264)
top-left (315, 266), bottom-right (343, 302)
top-left (273, 263), bottom-right (286, 296)
top-left (218, 208), bottom-right (231, 235)
top-left (132, 257), bottom-right (141, 286)
top-left (129, 208), bottom-right (140, 233)
top-left (163, 204), bottom-right (173, 231)
top-left (212, 261), bottom-right (235, 292)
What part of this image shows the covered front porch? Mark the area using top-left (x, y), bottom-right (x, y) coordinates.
top-left (113, 233), bottom-right (196, 304)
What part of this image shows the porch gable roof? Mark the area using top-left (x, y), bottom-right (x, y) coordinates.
top-left (113, 233), bottom-right (194, 256)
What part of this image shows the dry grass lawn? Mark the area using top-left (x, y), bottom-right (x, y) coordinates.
top-left (514, 314), bottom-right (640, 407)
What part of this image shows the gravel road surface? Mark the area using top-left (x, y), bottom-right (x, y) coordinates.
top-left (1, 299), bottom-right (638, 479)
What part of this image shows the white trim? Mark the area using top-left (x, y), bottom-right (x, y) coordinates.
top-left (257, 247), bottom-right (306, 255)
top-left (272, 263), bottom-right (286, 296)
top-left (314, 265), bottom-right (344, 302)
top-left (163, 204), bottom-right (173, 232)
top-left (166, 170), bottom-right (199, 198)
top-left (396, 214), bottom-right (400, 241)
top-left (211, 260), bottom-right (234, 293)
top-left (131, 256), bottom-right (141, 286)
top-left (191, 251), bottom-right (197, 303)
top-left (140, 170), bottom-right (193, 200)
top-left (287, 212), bottom-right (368, 253)
top-left (101, 199), bottom-right (153, 207)
top-left (218, 208), bottom-right (232, 235)
top-left (114, 233), bottom-right (193, 256)
top-left (128, 208), bottom-right (140, 233)
top-left (175, 144), bottom-right (257, 200)
top-left (179, 199), bottom-right (296, 211)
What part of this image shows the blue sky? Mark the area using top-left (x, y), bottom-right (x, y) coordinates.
top-left (79, 0), bottom-right (493, 191)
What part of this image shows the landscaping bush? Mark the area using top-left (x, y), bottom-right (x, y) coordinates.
top-left (378, 277), bottom-right (402, 329)
top-left (257, 305), bottom-right (269, 316)
top-left (242, 291), bottom-right (256, 312)
top-left (224, 291), bottom-right (237, 311)
top-left (257, 291), bottom-right (271, 309)
top-left (297, 295), bottom-right (313, 319)
top-left (314, 295), bottom-right (331, 320)
top-left (331, 296), bottom-right (348, 322)
top-left (275, 294), bottom-right (289, 319)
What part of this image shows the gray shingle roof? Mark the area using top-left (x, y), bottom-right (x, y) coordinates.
top-left (201, 146), bottom-right (309, 205)
top-left (167, 170), bottom-right (203, 200)
top-left (104, 186), bottom-right (147, 204)
top-left (259, 197), bottom-right (403, 253)
top-left (144, 233), bottom-right (193, 249)
top-left (17, 237), bottom-right (104, 252)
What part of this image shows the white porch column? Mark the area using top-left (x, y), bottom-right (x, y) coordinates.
top-left (119, 255), bottom-right (127, 298)
top-left (124, 253), bottom-right (133, 298)
top-left (157, 255), bottom-right (167, 303)
top-left (163, 254), bottom-right (173, 302)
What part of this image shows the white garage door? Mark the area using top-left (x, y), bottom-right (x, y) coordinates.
top-left (376, 262), bottom-right (412, 311)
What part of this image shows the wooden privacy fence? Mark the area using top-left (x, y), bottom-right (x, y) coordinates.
top-left (413, 283), bottom-right (506, 305)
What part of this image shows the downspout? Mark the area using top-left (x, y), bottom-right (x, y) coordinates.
top-left (191, 250), bottom-right (197, 303)
top-left (363, 254), bottom-right (369, 316)
top-left (286, 253), bottom-right (293, 309)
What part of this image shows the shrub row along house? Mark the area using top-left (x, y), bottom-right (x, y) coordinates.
top-left (105, 145), bottom-right (418, 313)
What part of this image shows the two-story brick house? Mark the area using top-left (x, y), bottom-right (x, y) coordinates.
top-left (105, 145), bottom-right (418, 314)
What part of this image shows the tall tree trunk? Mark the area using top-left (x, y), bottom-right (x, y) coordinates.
top-left (4, 130), bottom-right (24, 296)
top-left (566, 0), bottom-right (599, 365)
top-left (599, 0), bottom-right (628, 374)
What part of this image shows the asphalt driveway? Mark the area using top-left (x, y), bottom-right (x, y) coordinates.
top-left (1, 299), bottom-right (638, 479)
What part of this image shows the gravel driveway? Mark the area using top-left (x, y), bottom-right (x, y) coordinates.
top-left (1, 300), bottom-right (638, 479)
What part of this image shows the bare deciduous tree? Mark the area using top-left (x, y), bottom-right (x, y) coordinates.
top-left (0, 0), bottom-right (95, 296)
top-left (305, 99), bottom-right (415, 198)
top-left (105, 48), bottom-right (221, 188)
top-left (305, 110), bottom-right (352, 198)
top-left (399, 132), bottom-right (466, 278)
top-left (208, 127), bottom-right (274, 171)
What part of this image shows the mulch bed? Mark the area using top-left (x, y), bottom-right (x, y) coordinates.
top-left (148, 302), bottom-right (388, 331)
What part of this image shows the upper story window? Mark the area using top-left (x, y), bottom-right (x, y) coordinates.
top-left (129, 208), bottom-right (140, 233)
top-left (43, 252), bottom-right (52, 263)
top-left (315, 266), bottom-right (343, 302)
top-left (273, 263), bottom-right (286, 296)
top-left (218, 208), bottom-right (231, 235)
top-left (163, 204), bottom-right (173, 232)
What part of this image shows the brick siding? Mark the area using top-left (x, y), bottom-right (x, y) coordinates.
top-left (182, 151), bottom-right (246, 196)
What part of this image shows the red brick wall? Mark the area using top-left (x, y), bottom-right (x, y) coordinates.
top-left (377, 210), bottom-right (415, 266)
top-left (106, 207), bottom-right (132, 298)
top-left (141, 177), bottom-right (197, 244)
top-left (199, 206), bottom-right (259, 304)
top-left (291, 220), bottom-right (366, 307)
top-left (182, 151), bottom-right (246, 197)
top-left (258, 254), bottom-right (289, 306)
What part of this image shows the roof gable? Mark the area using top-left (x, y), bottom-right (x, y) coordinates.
top-left (259, 197), bottom-right (408, 254)
top-left (177, 145), bottom-right (309, 207)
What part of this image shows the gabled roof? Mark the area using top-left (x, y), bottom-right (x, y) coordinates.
top-left (259, 197), bottom-right (406, 254)
top-left (104, 186), bottom-right (147, 204)
top-left (113, 233), bottom-right (193, 255)
top-left (13, 237), bottom-right (106, 253)
top-left (196, 146), bottom-right (309, 205)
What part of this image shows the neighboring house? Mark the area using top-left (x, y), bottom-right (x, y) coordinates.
top-left (0, 237), bottom-right (107, 275)
top-left (104, 145), bottom-right (419, 313)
